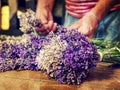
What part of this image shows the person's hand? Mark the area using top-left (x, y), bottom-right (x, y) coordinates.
top-left (35, 6), bottom-right (57, 34)
top-left (68, 12), bottom-right (99, 38)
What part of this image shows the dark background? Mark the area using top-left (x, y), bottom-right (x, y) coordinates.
top-left (0, 0), bottom-right (64, 36)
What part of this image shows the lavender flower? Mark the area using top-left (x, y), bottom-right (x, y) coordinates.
top-left (0, 34), bottom-right (48, 71)
top-left (48, 28), bottom-right (100, 84)
top-left (0, 9), bottom-right (100, 85)
top-left (18, 9), bottom-right (42, 33)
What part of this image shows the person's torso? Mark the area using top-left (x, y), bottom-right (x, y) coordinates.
top-left (65, 0), bottom-right (120, 18)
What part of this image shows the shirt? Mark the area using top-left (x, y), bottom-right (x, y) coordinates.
top-left (65, 0), bottom-right (120, 18)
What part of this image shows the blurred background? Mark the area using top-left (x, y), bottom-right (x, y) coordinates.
top-left (0, 0), bottom-right (63, 36)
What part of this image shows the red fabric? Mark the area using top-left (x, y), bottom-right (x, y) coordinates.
top-left (66, 0), bottom-right (120, 18)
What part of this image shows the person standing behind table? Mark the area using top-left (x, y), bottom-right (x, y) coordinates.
top-left (36, 0), bottom-right (120, 41)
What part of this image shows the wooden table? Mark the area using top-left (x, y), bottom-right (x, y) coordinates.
top-left (0, 62), bottom-right (120, 90)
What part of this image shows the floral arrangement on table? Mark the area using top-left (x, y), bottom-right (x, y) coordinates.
top-left (0, 10), bottom-right (101, 85)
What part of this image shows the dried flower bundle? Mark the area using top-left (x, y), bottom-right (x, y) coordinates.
top-left (0, 10), bottom-right (100, 84)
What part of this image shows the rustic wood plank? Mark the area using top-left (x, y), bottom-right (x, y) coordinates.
top-left (0, 62), bottom-right (120, 90)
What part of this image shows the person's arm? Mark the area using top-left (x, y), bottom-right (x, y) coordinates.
top-left (36, 0), bottom-right (54, 15)
top-left (36, 0), bottom-right (57, 34)
top-left (91, 0), bottom-right (117, 23)
top-left (69, 0), bottom-right (118, 38)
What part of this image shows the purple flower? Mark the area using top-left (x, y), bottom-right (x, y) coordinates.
top-left (0, 12), bottom-right (100, 85)
top-left (0, 34), bottom-right (49, 71)
top-left (48, 28), bottom-right (100, 84)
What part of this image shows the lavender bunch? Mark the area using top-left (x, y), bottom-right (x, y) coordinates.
top-left (0, 34), bottom-right (49, 71)
top-left (18, 10), bottom-right (99, 84)
top-left (18, 9), bottom-right (42, 34)
top-left (0, 9), bottom-right (100, 85)
top-left (46, 28), bottom-right (100, 84)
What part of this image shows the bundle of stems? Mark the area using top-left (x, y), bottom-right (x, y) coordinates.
top-left (90, 39), bottom-right (120, 64)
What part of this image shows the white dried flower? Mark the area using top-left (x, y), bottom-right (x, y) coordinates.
top-left (36, 34), bottom-right (68, 73)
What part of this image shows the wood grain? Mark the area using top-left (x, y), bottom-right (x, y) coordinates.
top-left (0, 62), bottom-right (120, 90)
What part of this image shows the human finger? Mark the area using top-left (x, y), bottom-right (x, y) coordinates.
top-left (48, 20), bottom-right (54, 31)
top-left (52, 22), bottom-right (57, 31)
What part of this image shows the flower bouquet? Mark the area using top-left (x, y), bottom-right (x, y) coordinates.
top-left (0, 10), bottom-right (100, 84)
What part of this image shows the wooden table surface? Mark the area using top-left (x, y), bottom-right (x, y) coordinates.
top-left (0, 62), bottom-right (120, 90)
